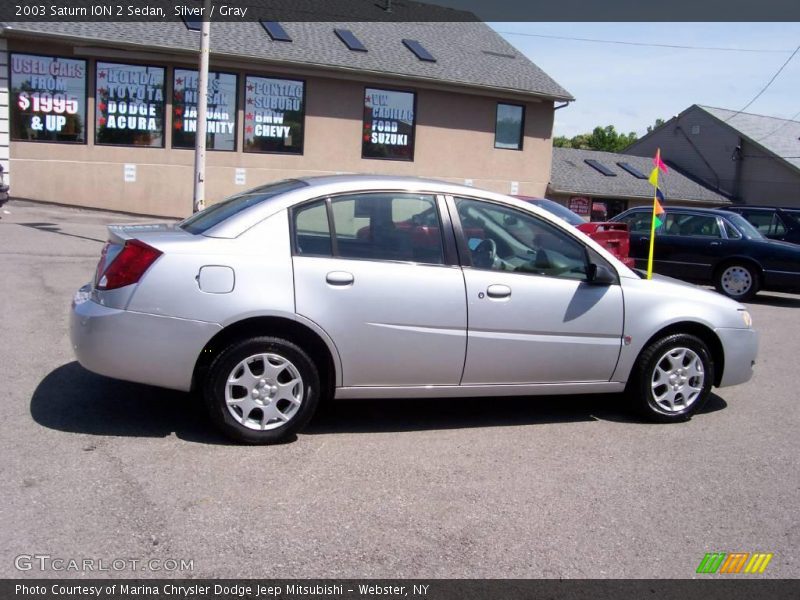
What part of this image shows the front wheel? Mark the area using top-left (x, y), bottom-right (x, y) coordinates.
top-left (715, 262), bottom-right (759, 300)
top-left (203, 336), bottom-right (320, 444)
top-left (628, 333), bottom-right (714, 422)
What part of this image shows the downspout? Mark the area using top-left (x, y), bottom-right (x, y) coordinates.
top-left (732, 138), bottom-right (743, 203)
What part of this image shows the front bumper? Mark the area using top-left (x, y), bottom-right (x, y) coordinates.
top-left (715, 327), bottom-right (759, 388)
top-left (70, 285), bottom-right (221, 391)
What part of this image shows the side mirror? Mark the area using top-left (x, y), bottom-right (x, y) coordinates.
top-left (587, 263), bottom-right (617, 285)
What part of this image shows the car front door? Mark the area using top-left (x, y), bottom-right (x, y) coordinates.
top-left (451, 197), bottom-right (624, 385)
top-left (292, 192), bottom-right (467, 387)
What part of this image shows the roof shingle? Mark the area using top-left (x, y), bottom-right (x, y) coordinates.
top-left (2, 20), bottom-right (573, 100)
top-left (549, 147), bottom-right (730, 205)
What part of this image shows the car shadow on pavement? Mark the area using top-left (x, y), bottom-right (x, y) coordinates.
top-left (17, 221), bottom-right (106, 244)
top-left (32, 363), bottom-right (729, 442)
top-left (31, 362), bottom-right (229, 444)
top-left (747, 293), bottom-right (800, 308)
top-left (306, 391), bottom-right (727, 434)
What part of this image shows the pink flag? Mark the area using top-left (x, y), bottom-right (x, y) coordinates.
top-left (653, 148), bottom-right (668, 174)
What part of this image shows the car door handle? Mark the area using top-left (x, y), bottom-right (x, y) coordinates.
top-left (325, 271), bottom-right (354, 286)
top-left (486, 284), bottom-right (512, 299)
top-left (710, 241), bottom-right (721, 246)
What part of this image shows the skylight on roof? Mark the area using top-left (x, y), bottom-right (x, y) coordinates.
top-left (402, 39), bottom-right (436, 62)
top-left (482, 50), bottom-right (516, 59)
top-left (182, 16), bottom-right (202, 32)
top-left (617, 162), bottom-right (648, 179)
top-left (584, 159), bottom-right (616, 177)
top-left (260, 21), bottom-right (292, 42)
top-left (334, 29), bottom-right (367, 52)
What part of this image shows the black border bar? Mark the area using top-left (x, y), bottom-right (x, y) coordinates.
top-left (3, 579), bottom-right (800, 600)
top-left (2, 0), bottom-right (800, 22)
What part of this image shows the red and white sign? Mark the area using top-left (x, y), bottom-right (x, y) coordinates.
top-left (568, 196), bottom-right (590, 216)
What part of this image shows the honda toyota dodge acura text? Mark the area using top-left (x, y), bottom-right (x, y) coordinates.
top-left (71, 176), bottom-right (758, 444)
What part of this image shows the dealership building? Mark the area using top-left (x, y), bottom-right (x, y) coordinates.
top-left (0, 18), bottom-right (572, 217)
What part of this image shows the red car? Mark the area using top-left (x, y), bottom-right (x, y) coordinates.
top-left (517, 197), bottom-right (634, 268)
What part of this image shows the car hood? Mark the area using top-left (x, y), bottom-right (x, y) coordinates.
top-left (622, 272), bottom-right (747, 326)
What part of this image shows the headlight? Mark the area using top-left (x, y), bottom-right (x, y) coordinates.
top-left (739, 309), bottom-right (752, 328)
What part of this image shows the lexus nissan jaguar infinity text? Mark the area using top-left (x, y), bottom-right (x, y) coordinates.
top-left (71, 176), bottom-right (758, 443)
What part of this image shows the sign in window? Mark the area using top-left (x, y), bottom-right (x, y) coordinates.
top-left (95, 61), bottom-right (165, 147)
top-left (10, 53), bottom-right (87, 143)
top-left (243, 75), bottom-right (304, 154)
top-left (362, 88), bottom-right (416, 161)
top-left (173, 69), bottom-right (237, 151)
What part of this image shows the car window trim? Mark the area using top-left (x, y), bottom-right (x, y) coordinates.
top-left (289, 189), bottom-right (457, 267)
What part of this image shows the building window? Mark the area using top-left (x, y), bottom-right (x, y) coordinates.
top-left (362, 87), bottom-right (416, 161)
top-left (243, 75), bottom-right (305, 154)
top-left (172, 69), bottom-right (237, 151)
top-left (95, 61), bottom-right (166, 147)
top-left (494, 103), bottom-right (524, 150)
top-left (10, 53), bottom-right (87, 143)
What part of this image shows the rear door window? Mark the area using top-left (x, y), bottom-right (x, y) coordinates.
top-left (294, 200), bottom-right (332, 256)
top-left (330, 193), bottom-right (445, 265)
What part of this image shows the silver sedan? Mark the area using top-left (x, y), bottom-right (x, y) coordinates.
top-left (70, 175), bottom-right (758, 443)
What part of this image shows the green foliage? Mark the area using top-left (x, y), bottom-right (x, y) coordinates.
top-left (554, 118), bottom-right (665, 152)
top-left (553, 125), bottom-right (638, 152)
top-left (647, 118), bottom-right (666, 133)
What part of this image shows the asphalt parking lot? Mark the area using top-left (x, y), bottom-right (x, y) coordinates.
top-left (1, 199), bottom-right (798, 579)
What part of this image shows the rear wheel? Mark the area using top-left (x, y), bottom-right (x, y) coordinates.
top-left (628, 333), bottom-right (714, 422)
top-left (715, 262), bottom-right (759, 300)
top-left (203, 336), bottom-right (320, 444)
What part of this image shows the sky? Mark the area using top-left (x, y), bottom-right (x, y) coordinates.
top-left (490, 23), bottom-right (800, 138)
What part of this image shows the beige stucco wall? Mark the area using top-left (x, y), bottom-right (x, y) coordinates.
top-left (8, 38), bottom-right (555, 217)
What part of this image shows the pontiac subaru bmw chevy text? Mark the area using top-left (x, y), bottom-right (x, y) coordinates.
top-left (70, 176), bottom-right (758, 443)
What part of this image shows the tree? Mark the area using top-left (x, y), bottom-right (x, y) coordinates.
top-left (646, 118), bottom-right (666, 133)
top-left (553, 125), bottom-right (637, 152)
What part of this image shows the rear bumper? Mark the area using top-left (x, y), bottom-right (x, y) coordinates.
top-left (70, 285), bottom-right (221, 391)
top-left (715, 327), bottom-right (759, 388)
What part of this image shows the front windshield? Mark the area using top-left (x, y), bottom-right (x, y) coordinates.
top-left (724, 213), bottom-right (765, 240)
top-left (531, 199), bottom-right (585, 226)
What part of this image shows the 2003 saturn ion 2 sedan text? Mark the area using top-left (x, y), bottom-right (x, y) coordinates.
top-left (71, 176), bottom-right (758, 444)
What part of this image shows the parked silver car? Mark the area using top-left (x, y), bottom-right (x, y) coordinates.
top-left (71, 175), bottom-right (758, 443)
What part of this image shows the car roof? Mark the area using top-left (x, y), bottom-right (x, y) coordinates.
top-left (206, 174), bottom-right (537, 238)
top-left (622, 205), bottom-right (732, 216)
top-left (721, 205), bottom-right (797, 211)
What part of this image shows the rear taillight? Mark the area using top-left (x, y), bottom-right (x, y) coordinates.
top-left (96, 239), bottom-right (162, 290)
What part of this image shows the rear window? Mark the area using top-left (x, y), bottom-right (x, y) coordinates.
top-left (179, 179), bottom-right (308, 235)
top-left (724, 213), bottom-right (765, 240)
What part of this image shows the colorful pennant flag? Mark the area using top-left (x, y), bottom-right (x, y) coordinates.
top-left (653, 148), bottom-right (669, 174)
top-left (648, 167), bottom-right (659, 187)
top-left (646, 148), bottom-right (667, 280)
top-left (653, 198), bottom-right (666, 229)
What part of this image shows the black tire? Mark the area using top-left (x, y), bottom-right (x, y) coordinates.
top-left (714, 261), bottom-right (760, 301)
top-left (203, 336), bottom-right (320, 444)
top-left (627, 333), bottom-right (714, 423)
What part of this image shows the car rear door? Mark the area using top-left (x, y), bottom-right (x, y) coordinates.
top-left (292, 192), bottom-right (467, 387)
top-left (450, 196), bottom-right (623, 385)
